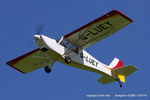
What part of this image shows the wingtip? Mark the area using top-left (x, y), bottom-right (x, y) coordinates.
top-left (112, 10), bottom-right (133, 23)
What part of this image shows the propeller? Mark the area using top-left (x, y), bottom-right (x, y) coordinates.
top-left (35, 23), bottom-right (45, 35)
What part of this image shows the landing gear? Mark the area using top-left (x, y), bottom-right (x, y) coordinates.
top-left (64, 56), bottom-right (71, 64)
top-left (117, 79), bottom-right (122, 88)
top-left (44, 66), bottom-right (51, 73)
top-left (118, 81), bottom-right (122, 87)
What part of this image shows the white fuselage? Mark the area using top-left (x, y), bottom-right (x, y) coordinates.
top-left (34, 35), bottom-right (113, 77)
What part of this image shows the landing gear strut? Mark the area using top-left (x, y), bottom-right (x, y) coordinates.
top-left (44, 66), bottom-right (51, 73)
top-left (117, 79), bottom-right (122, 87)
top-left (65, 56), bottom-right (71, 64)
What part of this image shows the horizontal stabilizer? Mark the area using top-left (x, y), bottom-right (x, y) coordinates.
top-left (98, 75), bottom-right (116, 84)
top-left (112, 65), bottom-right (138, 76)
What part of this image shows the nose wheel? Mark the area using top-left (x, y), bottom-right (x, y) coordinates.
top-left (44, 66), bottom-right (51, 73)
top-left (65, 56), bottom-right (71, 64)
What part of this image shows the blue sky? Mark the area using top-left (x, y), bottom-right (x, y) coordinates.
top-left (0, 0), bottom-right (150, 100)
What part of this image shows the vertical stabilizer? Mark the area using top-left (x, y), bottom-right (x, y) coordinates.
top-left (108, 58), bottom-right (125, 83)
top-left (108, 58), bottom-right (123, 69)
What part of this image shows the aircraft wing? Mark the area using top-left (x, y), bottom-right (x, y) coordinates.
top-left (64, 10), bottom-right (133, 49)
top-left (6, 48), bottom-right (56, 74)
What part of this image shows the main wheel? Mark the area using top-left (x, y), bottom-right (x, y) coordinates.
top-left (65, 56), bottom-right (71, 64)
top-left (44, 66), bottom-right (51, 73)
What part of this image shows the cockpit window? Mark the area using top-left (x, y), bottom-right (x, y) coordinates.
top-left (60, 39), bottom-right (79, 54)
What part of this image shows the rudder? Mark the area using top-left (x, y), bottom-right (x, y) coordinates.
top-left (108, 58), bottom-right (123, 69)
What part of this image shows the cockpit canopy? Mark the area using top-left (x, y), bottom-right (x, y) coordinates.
top-left (57, 37), bottom-right (79, 54)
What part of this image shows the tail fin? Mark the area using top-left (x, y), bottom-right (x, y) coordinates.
top-left (98, 58), bottom-right (125, 84)
top-left (98, 58), bottom-right (138, 85)
top-left (108, 58), bottom-right (123, 69)
top-left (108, 58), bottom-right (125, 83)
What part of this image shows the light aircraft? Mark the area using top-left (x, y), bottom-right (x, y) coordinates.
top-left (6, 10), bottom-right (138, 87)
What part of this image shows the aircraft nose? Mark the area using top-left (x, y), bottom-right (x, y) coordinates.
top-left (34, 35), bottom-right (40, 41)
